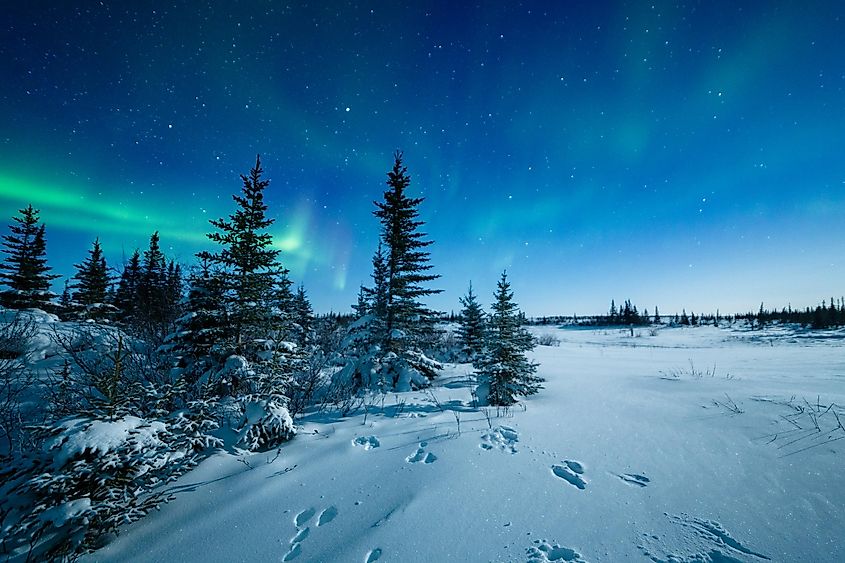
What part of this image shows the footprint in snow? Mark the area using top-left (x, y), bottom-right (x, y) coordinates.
top-left (617, 473), bottom-right (650, 487)
top-left (317, 506), bottom-right (338, 526)
top-left (365, 548), bottom-right (382, 562)
top-left (480, 425), bottom-right (519, 454)
top-left (290, 527), bottom-right (309, 544)
top-left (282, 542), bottom-right (302, 561)
top-left (406, 442), bottom-right (437, 464)
top-left (551, 460), bottom-right (587, 490)
top-left (294, 507), bottom-right (315, 527)
top-left (353, 436), bottom-right (380, 450)
top-left (526, 539), bottom-right (588, 562)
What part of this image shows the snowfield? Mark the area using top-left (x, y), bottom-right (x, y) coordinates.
top-left (88, 325), bottom-right (845, 562)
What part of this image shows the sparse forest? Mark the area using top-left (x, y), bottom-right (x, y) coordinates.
top-left (0, 153), bottom-right (545, 560)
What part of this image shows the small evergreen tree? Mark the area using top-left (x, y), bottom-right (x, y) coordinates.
top-left (653, 306), bottom-right (661, 324)
top-left (130, 232), bottom-right (180, 338)
top-left (115, 249), bottom-right (142, 319)
top-left (0, 205), bottom-right (60, 310)
top-left (456, 281), bottom-right (485, 360)
top-left (680, 309), bottom-right (690, 326)
top-left (167, 259), bottom-right (228, 388)
top-left (71, 238), bottom-right (115, 320)
top-left (474, 272), bottom-right (542, 406)
top-left (292, 285), bottom-right (314, 349)
top-left (351, 285), bottom-right (369, 317)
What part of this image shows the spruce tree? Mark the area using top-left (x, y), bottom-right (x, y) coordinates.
top-left (202, 155), bottom-right (295, 397)
top-left (653, 306), bottom-right (661, 324)
top-left (457, 281), bottom-right (486, 360)
top-left (72, 238), bottom-right (111, 307)
top-left (292, 285), bottom-right (314, 349)
top-left (203, 155), bottom-right (292, 353)
top-left (133, 232), bottom-right (174, 338)
top-left (115, 249), bottom-right (142, 320)
top-left (371, 151), bottom-right (442, 383)
top-left (168, 259), bottom-right (227, 387)
top-left (0, 205), bottom-right (60, 310)
top-left (351, 285), bottom-right (369, 317)
top-left (365, 242), bottom-right (389, 328)
top-left (474, 271), bottom-right (542, 406)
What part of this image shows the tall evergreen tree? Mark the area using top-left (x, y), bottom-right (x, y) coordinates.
top-left (456, 282), bottom-right (486, 360)
top-left (203, 155), bottom-right (292, 353)
top-left (653, 306), bottom-right (661, 324)
top-left (202, 155), bottom-right (295, 398)
top-left (72, 238), bottom-right (111, 306)
top-left (474, 272), bottom-right (542, 406)
top-left (0, 205), bottom-right (60, 310)
top-left (371, 151), bottom-right (442, 383)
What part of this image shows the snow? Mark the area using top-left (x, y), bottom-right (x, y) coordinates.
top-left (86, 324), bottom-right (845, 562)
top-left (47, 416), bottom-right (167, 469)
top-left (38, 498), bottom-right (92, 528)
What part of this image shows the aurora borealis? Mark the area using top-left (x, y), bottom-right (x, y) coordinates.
top-left (1, 2), bottom-right (843, 315)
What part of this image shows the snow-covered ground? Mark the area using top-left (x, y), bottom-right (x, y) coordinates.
top-left (88, 324), bottom-right (845, 562)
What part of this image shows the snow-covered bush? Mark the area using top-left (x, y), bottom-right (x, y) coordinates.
top-left (427, 327), bottom-right (464, 363)
top-left (0, 312), bottom-right (39, 455)
top-left (0, 409), bottom-right (219, 561)
top-left (236, 394), bottom-right (295, 451)
top-left (536, 334), bottom-right (560, 347)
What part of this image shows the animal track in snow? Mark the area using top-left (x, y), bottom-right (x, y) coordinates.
top-left (353, 435), bottom-right (380, 450)
top-left (617, 473), bottom-right (650, 487)
top-left (406, 441), bottom-right (437, 464)
top-left (365, 547), bottom-right (383, 562)
top-left (526, 539), bottom-right (588, 562)
top-left (291, 527), bottom-right (309, 544)
top-left (638, 513), bottom-right (771, 562)
top-left (294, 507), bottom-right (316, 527)
top-left (282, 542), bottom-right (302, 561)
top-left (285, 504), bottom-right (337, 560)
top-left (551, 460), bottom-right (587, 490)
top-left (480, 425), bottom-right (519, 453)
top-left (317, 506), bottom-right (338, 526)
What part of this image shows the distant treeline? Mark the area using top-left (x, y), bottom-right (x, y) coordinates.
top-left (528, 298), bottom-right (845, 329)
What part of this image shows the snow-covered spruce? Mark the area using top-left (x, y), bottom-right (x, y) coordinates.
top-left (0, 205), bottom-right (60, 312)
top-left (457, 281), bottom-right (486, 361)
top-left (474, 271), bottom-right (543, 406)
top-left (339, 153), bottom-right (443, 392)
top-left (0, 410), bottom-right (219, 561)
top-left (236, 394), bottom-right (296, 451)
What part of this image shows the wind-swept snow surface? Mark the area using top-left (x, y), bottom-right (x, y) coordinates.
top-left (89, 325), bottom-right (845, 562)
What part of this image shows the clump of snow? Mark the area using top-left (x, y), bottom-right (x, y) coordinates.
top-left (46, 416), bottom-right (167, 469)
top-left (237, 395), bottom-right (296, 451)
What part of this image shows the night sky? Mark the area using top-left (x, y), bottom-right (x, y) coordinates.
top-left (1, 2), bottom-right (843, 316)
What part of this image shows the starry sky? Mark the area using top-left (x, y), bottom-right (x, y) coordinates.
top-left (1, 1), bottom-right (843, 316)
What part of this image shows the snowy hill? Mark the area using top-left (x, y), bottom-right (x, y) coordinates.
top-left (86, 325), bottom-right (845, 562)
